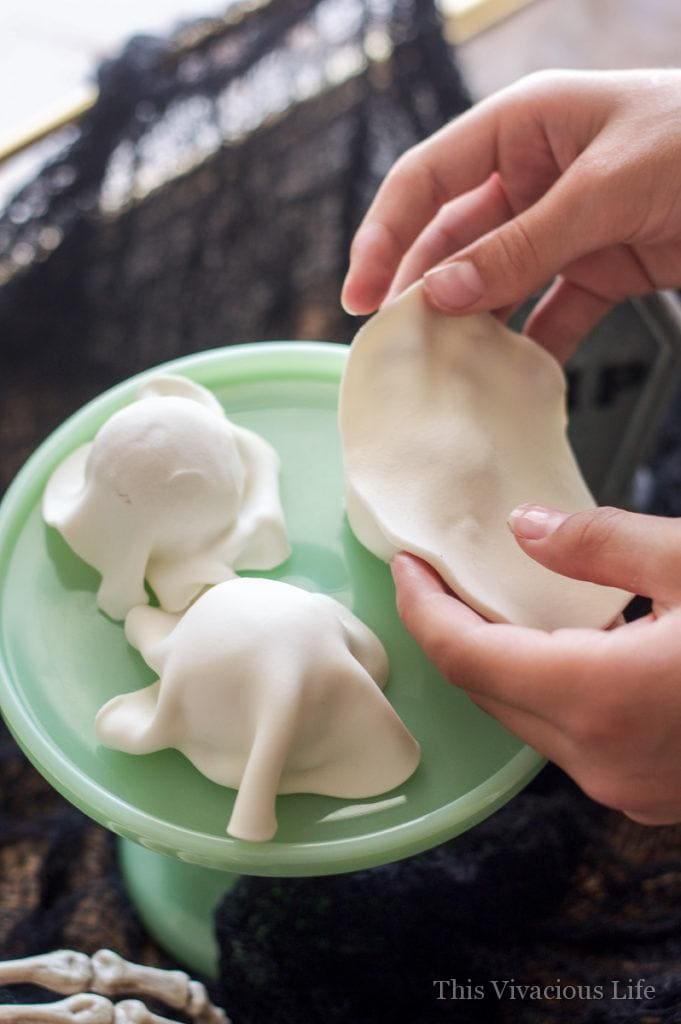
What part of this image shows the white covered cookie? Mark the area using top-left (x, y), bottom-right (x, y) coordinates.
top-left (95, 578), bottom-right (420, 842)
top-left (43, 375), bottom-right (290, 619)
top-left (339, 283), bottom-right (630, 630)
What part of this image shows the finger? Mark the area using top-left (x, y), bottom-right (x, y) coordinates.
top-left (421, 157), bottom-right (619, 317)
top-left (469, 692), bottom-right (573, 765)
top-left (391, 551), bottom-right (664, 721)
top-left (391, 553), bottom-right (590, 716)
top-left (392, 551), bottom-right (485, 630)
top-left (341, 100), bottom-right (501, 314)
top-left (473, 695), bottom-right (681, 823)
top-left (523, 243), bottom-right (657, 359)
top-left (384, 174), bottom-right (513, 304)
top-left (523, 276), bottom-right (613, 363)
top-left (508, 505), bottom-right (681, 600)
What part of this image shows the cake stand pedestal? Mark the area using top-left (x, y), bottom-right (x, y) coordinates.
top-left (118, 840), bottom-right (238, 978)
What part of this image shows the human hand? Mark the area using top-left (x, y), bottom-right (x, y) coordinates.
top-left (392, 504), bottom-right (681, 825)
top-left (342, 69), bottom-right (681, 361)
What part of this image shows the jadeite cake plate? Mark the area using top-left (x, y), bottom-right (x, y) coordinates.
top-left (0, 341), bottom-right (544, 977)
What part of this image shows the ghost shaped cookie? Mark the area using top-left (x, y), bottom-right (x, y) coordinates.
top-left (95, 578), bottom-right (420, 842)
top-left (43, 375), bottom-right (290, 620)
top-left (339, 282), bottom-right (630, 630)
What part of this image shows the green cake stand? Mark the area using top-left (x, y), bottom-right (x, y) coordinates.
top-left (0, 342), bottom-right (543, 978)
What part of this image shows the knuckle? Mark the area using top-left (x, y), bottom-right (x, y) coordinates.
top-left (492, 218), bottom-right (541, 279)
top-left (388, 150), bottom-right (448, 211)
top-left (504, 69), bottom-right (575, 111)
top-left (432, 203), bottom-right (467, 252)
top-left (572, 152), bottom-right (615, 197)
top-left (570, 712), bottom-right (623, 750)
top-left (566, 691), bottom-right (635, 750)
top-left (567, 710), bottom-right (612, 748)
top-left (567, 714), bottom-right (602, 748)
top-left (562, 153), bottom-right (627, 246)
top-left (566, 507), bottom-right (626, 561)
top-left (515, 68), bottom-right (566, 96)
top-left (388, 151), bottom-right (419, 191)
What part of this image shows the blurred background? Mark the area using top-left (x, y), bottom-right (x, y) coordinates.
top-left (3, 0), bottom-right (681, 180)
top-left (2, 0), bottom-right (681, 504)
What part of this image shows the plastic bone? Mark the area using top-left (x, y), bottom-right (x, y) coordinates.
top-left (113, 1001), bottom-right (182, 1024)
top-left (90, 952), bottom-right (185, 1010)
top-left (0, 951), bottom-right (92, 994)
top-left (0, 995), bottom-right (114, 1024)
top-left (186, 984), bottom-right (227, 1024)
top-left (0, 951), bottom-right (228, 1024)
top-left (90, 952), bottom-right (228, 1024)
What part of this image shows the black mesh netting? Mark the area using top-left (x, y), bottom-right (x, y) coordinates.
top-left (0, 0), bottom-right (469, 494)
top-left (2, 1), bottom-right (681, 1022)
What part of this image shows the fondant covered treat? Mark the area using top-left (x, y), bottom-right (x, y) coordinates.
top-left (339, 283), bottom-right (630, 631)
top-left (43, 375), bottom-right (290, 619)
top-left (95, 578), bottom-right (420, 842)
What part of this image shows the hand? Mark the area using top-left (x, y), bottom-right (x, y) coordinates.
top-left (392, 504), bottom-right (681, 825)
top-left (342, 69), bottom-right (681, 361)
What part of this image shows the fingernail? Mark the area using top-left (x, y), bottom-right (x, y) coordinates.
top-left (508, 504), bottom-right (568, 540)
top-left (423, 260), bottom-right (483, 310)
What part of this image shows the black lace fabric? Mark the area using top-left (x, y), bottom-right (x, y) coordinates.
top-left (2, 2), bottom-right (681, 1021)
top-left (0, 0), bottom-right (468, 493)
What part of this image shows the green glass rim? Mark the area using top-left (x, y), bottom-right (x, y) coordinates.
top-left (0, 341), bottom-right (544, 876)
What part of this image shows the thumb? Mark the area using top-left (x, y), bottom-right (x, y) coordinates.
top-left (422, 164), bottom-right (610, 314)
top-left (508, 504), bottom-right (681, 600)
